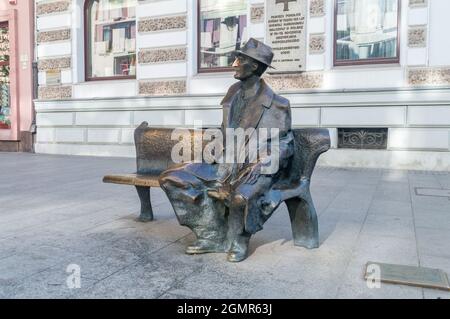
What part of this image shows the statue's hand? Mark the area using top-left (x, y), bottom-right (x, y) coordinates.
top-left (207, 189), bottom-right (229, 201)
top-left (258, 190), bottom-right (282, 216)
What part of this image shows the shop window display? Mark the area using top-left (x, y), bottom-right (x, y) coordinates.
top-left (0, 23), bottom-right (10, 129)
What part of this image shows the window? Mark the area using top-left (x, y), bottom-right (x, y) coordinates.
top-left (334, 0), bottom-right (400, 66)
top-left (85, 0), bottom-right (137, 80)
top-left (198, 0), bottom-right (248, 72)
top-left (0, 22), bottom-right (10, 129)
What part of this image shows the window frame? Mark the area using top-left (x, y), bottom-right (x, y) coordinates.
top-left (197, 0), bottom-right (246, 74)
top-left (0, 9), bottom-right (17, 141)
top-left (84, 0), bottom-right (136, 82)
top-left (0, 21), bottom-right (10, 129)
top-left (333, 0), bottom-right (402, 67)
top-left (0, 21), bottom-right (8, 69)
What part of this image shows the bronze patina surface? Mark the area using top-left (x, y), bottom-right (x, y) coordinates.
top-left (103, 174), bottom-right (160, 188)
top-left (365, 262), bottom-right (450, 291)
top-left (102, 38), bottom-right (331, 262)
top-left (158, 38), bottom-right (330, 262)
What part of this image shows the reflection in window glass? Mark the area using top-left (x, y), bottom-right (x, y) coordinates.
top-left (335, 0), bottom-right (399, 64)
top-left (199, 0), bottom-right (248, 71)
top-left (86, 0), bottom-right (137, 79)
top-left (0, 23), bottom-right (10, 129)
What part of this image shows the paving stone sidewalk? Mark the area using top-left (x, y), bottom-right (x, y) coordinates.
top-left (1, 152), bottom-right (449, 299)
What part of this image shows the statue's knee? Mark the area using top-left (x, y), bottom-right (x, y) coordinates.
top-left (231, 193), bottom-right (247, 208)
top-left (159, 172), bottom-right (188, 189)
top-left (158, 173), bottom-right (171, 188)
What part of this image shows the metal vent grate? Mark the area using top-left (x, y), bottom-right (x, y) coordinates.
top-left (338, 128), bottom-right (388, 150)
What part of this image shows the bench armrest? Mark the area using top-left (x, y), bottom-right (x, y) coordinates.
top-left (292, 129), bottom-right (331, 182)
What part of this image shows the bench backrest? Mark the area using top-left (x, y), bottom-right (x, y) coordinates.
top-left (134, 122), bottom-right (330, 181)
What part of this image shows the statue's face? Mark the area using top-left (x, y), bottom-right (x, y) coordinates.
top-left (232, 55), bottom-right (258, 80)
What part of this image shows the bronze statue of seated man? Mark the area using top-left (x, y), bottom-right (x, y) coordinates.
top-left (159, 38), bottom-right (294, 262)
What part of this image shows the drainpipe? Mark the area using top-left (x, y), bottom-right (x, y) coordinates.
top-left (31, 60), bottom-right (38, 132)
top-left (30, 0), bottom-right (37, 152)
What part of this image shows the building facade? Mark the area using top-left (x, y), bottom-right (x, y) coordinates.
top-left (0, 0), bottom-right (35, 152)
top-left (34, 0), bottom-right (450, 171)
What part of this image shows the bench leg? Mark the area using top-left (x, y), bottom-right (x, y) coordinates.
top-left (285, 196), bottom-right (319, 249)
top-left (135, 186), bottom-right (154, 222)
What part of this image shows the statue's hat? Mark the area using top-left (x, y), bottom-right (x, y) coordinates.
top-left (235, 38), bottom-right (275, 69)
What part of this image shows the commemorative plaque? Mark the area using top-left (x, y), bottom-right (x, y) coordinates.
top-left (265, 0), bottom-right (307, 73)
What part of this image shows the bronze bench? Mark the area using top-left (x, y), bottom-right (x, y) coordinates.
top-left (103, 121), bottom-right (330, 249)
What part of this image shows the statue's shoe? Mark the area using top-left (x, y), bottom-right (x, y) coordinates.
top-left (226, 249), bottom-right (248, 263)
top-left (185, 240), bottom-right (224, 255)
top-left (226, 235), bottom-right (250, 262)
